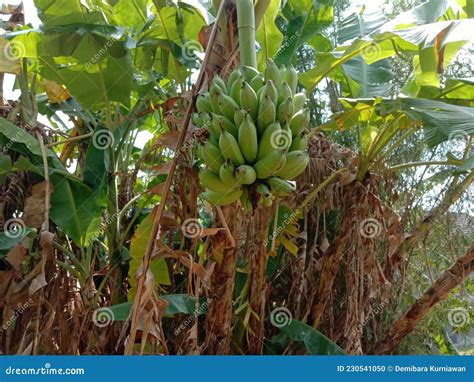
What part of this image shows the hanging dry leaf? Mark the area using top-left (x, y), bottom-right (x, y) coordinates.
top-left (5, 244), bottom-right (27, 270)
top-left (23, 181), bottom-right (52, 229)
top-left (39, 78), bottom-right (70, 103)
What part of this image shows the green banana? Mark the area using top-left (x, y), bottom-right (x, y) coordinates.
top-left (281, 121), bottom-right (291, 133)
top-left (276, 97), bottom-right (294, 124)
top-left (205, 114), bottom-right (219, 145)
top-left (196, 64), bottom-right (310, 203)
top-left (275, 151), bottom-right (309, 180)
top-left (254, 150), bottom-right (286, 179)
top-left (229, 75), bottom-right (244, 105)
top-left (262, 196), bottom-right (273, 207)
top-left (240, 81), bottom-right (259, 120)
top-left (289, 133), bottom-right (308, 151)
top-left (227, 69), bottom-right (242, 92)
top-left (240, 187), bottom-right (253, 214)
top-left (192, 112), bottom-right (204, 127)
top-left (207, 114), bottom-right (220, 136)
top-left (265, 59), bottom-right (281, 85)
top-left (209, 84), bottom-right (221, 113)
top-left (278, 82), bottom-right (292, 104)
top-left (219, 160), bottom-right (237, 186)
top-left (196, 143), bottom-right (205, 162)
top-left (201, 141), bottom-right (225, 173)
top-left (267, 177), bottom-right (296, 196)
top-left (257, 183), bottom-right (271, 198)
top-left (289, 109), bottom-right (310, 136)
top-left (219, 129), bottom-right (245, 166)
top-left (293, 92), bottom-right (306, 112)
top-left (256, 85), bottom-right (265, 102)
top-left (218, 93), bottom-right (239, 121)
top-left (196, 93), bottom-right (212, 113)
top-left (257, 95), bottom-right (276, 134)
top-left (203, 112), bottom-right (212, 124)
top-left (202, 188), bottom-right (243, 206)
top-left (200, 169), bottom-right (237, 193)
top-left (212, 75), bottom-right (227, 93)
top-left (283, 64), bottom-right (298, 95)
top-left (258, 122), bottom-right (282, 159)
top-left (235, 165), bottom-right (257, 185)
top-left (234, 109), bottom-right (246, 127)
top-left (206, 128), bottom-right (220, 147)
top-left (241, 65), bottom-right (260, 82)
top-left (250, 73), bottom-right (265, 93)
top-left (212, 113), bottom-right (238, 138)
top-left (261, 80), bottom-right (278, 103)
top-left (238, 114), bottom-right (258, 163)
top-left (257, 183), bottom-right (273, 206)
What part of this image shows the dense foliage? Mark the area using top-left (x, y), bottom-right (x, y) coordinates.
top-left (0, 0), bottom-right (472, 355)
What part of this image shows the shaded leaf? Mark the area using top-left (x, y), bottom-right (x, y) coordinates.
top-left (0, 229), bottom-right (34, 258)
top-left (108, 294), bottom-right (207, 321)
top-left (49, 175), bottom-right (101, 245)
top-left (280, 319), bottom-right (345, 355)
top-left (337, 9), bottom-right (387, 44)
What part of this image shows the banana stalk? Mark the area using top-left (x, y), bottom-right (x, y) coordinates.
top-left (236, 0), bottom-right (257, 69)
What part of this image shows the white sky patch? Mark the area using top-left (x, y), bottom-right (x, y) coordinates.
top-left (135, 130), bottom-right (154, 149)
top-left (23, 0), bottom-right (41, 28)
top-left (3, 73), bottom-right (20, 99)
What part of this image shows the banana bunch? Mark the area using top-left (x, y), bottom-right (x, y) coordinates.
top-left (193, 59), bottom-right (310, 210)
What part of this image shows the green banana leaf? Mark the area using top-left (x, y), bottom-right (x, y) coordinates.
top-left (337, 9), bottom-right (387, 44)
top-left (49, 175), bottom-right (102, 245)
top-left (256, 0), bottom-right (283, 70)
top-left (106, 294), bottom-right (207, 320)
top-left (275, 0), bottom-right (334, 66)
top-left (300, 18), bottom-right (474, 92)
top-left (328, 97), bottom-right (474, 148)
top-left (280, 319), bottom-right (345, 355)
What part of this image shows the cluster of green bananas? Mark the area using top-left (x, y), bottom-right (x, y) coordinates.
top-left (193, 59), bottom-right (310, 210)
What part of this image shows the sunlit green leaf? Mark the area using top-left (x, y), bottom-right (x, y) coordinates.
top-left (256, 0), bottom-right (283, 70)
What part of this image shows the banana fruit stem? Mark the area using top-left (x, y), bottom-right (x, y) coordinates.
top-left (236, 0), bottom-right (257, 69)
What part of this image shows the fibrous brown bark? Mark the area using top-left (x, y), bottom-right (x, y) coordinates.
top-left (310, 234), bottom-right (348, 328)
top-left (309, 187), bottom-right (358, 328)
top-left (288, 224), bottom-right (307, 320)
top-left (373, 244), bottom-right (474, 354)
top-left (204, 204), bottom-right (241, 354)
top-left (247, 206), bottom-right (272, 354)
